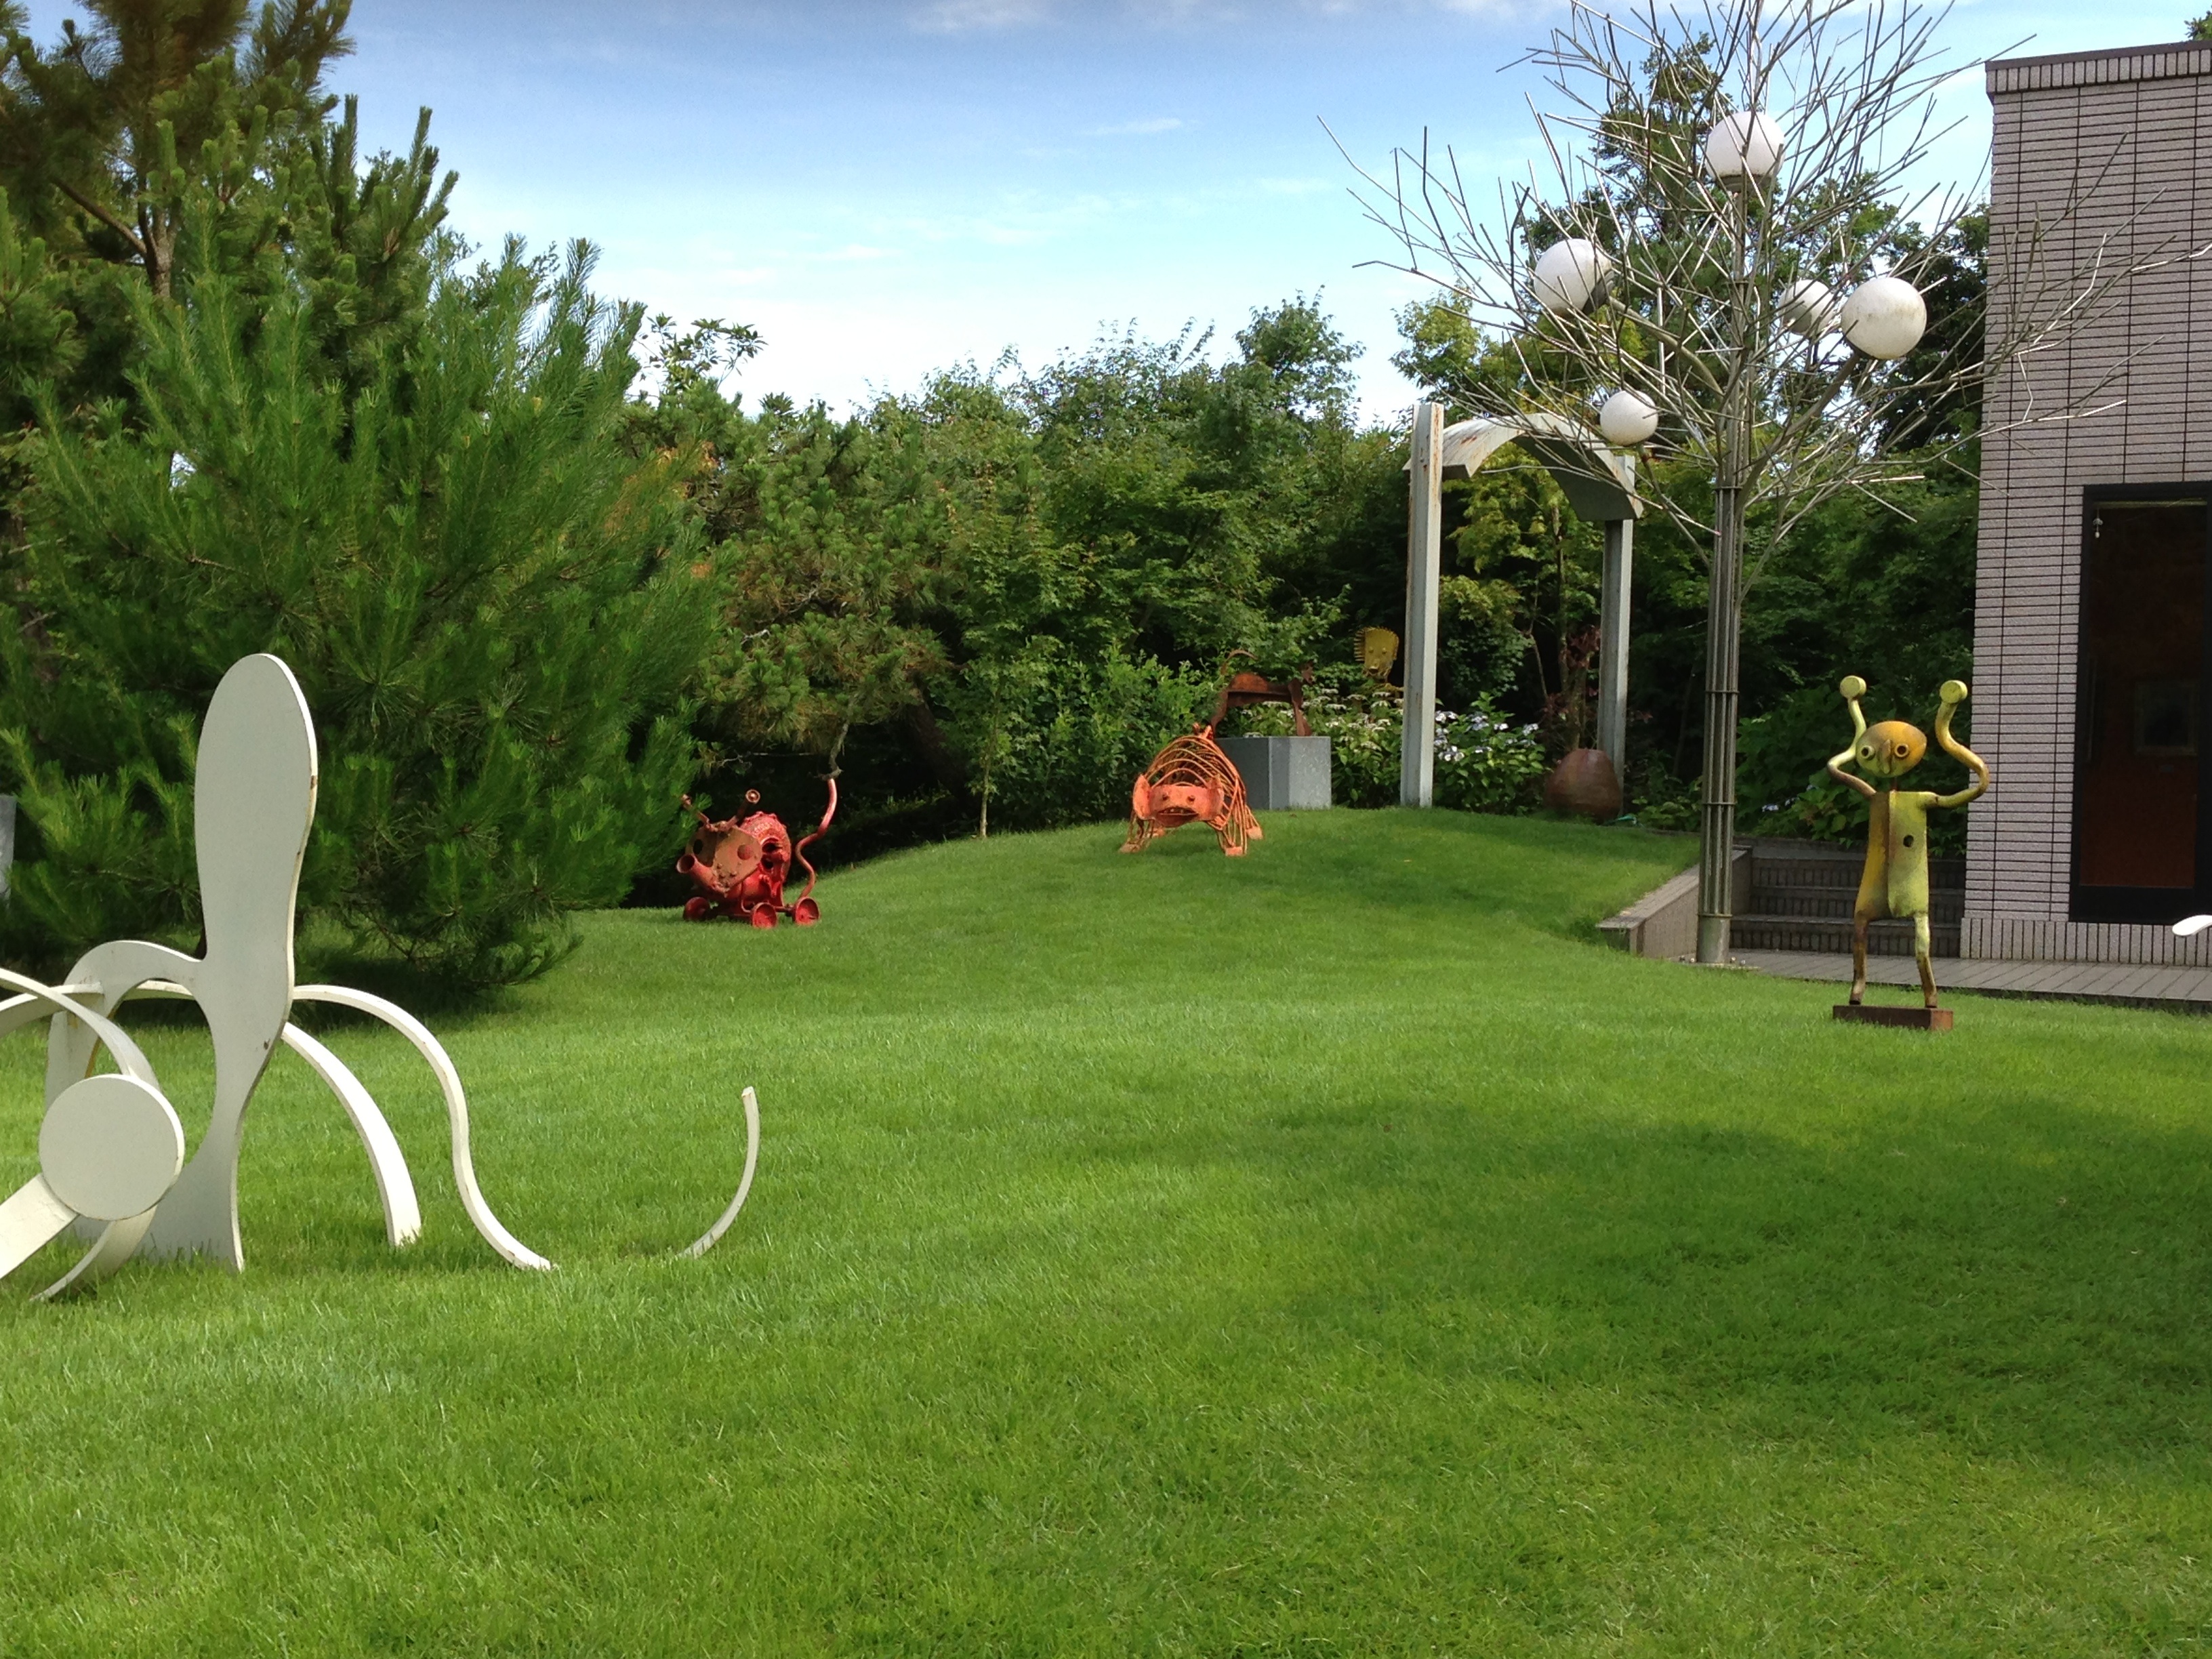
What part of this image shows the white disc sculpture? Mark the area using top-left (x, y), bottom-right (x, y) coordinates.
top-left (0, 655), bottom-right (761, 1298)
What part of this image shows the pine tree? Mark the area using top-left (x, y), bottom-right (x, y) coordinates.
top-left (0, 0), bottom-right (353, 296)
top-left (1, 238), bottom-right (713, 985)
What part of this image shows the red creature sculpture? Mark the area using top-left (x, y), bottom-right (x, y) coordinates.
top-left (1121, 726), bottom-right (1261, 857)
top-left (677, 781), bottom-right (838, 926)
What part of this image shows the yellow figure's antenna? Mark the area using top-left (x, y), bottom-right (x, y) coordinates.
top-left (1839, 674), bottom-right (1868, 743)
top-left (1931, 680), bottom-right (1990, 809)
top-left (1826, 675), bottom-right (1877, 802)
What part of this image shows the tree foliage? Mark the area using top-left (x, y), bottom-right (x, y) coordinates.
top-left (3, 239), bottom-right (710, 983)
top-left (0, 2), bottom-right (708, 987)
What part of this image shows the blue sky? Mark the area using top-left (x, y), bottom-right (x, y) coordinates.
top-left (22, 1), bottom-right (2207, 418)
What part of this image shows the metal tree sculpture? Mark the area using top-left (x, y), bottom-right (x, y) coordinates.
top-left (1349, 0), bottom-right (2177, 962)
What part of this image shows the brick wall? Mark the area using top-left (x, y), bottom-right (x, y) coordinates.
top-left (1967, 41), bottom-right (2212, 963)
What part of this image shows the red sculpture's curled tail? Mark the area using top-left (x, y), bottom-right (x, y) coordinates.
top-left (790, 777), bottom-right (839, 919)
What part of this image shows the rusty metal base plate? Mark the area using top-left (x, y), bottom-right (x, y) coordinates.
top-left (1834, 1004), bottom-right (1954, 1031)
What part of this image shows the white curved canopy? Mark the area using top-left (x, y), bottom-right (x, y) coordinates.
top-left (1435, 414), bottom-right (1642, 522)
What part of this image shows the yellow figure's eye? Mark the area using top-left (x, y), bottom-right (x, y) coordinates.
top-left (1860, 745), bottom-right (1874, 760)
top-left (1896, 743), bottom-right (1910, 758)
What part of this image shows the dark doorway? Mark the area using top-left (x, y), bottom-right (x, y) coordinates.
top-left (2073, 491), bottom-right (2212, 921)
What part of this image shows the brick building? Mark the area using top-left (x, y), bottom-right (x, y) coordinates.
top-left (1967, 38), bottom-right (2212, 964)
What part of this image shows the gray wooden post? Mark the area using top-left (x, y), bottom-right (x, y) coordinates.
top-left (1595, 460), bottom-right (1635, 785)
top-left (1400, 402), bottom-right (1444, 808)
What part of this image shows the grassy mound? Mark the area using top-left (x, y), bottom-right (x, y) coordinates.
top-left (2, 810), bottom-right (2209, 1654)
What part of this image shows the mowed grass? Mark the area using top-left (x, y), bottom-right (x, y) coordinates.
top-left (2, 808), bottom-right (2211, 1655)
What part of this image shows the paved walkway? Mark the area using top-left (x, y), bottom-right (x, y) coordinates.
top-left (1734, 949), bottom-right (2212, 1011)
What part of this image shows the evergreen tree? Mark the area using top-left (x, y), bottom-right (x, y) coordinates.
top-left (2, 239), bottom-right (712, 985)
top-left (0, 0), bottom-right (352, 296)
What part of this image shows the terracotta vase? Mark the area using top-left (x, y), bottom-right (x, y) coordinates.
top-left (1543, 747), bottom-right (1622, 821)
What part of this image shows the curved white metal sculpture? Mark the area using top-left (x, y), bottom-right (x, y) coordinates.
top-left (0, 654), bottom-right (760, 1296)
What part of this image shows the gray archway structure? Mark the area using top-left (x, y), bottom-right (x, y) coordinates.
top-left (1401, 403), bottom-right (1641, 807)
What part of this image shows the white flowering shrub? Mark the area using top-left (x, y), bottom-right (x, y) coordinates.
top-left (1240, 675), bottom-right (1400, 806)
top-left (1433, 701), bottom-right (1547, 814)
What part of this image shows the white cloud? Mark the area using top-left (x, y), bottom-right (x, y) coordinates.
top-left (911, 0), bottom-right (1051, 31)
top-left (1088, 116), bottom-right (1186, 135)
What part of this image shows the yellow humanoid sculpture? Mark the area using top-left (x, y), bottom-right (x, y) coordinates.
top-left (1826, 676), bottom-right (1990, 1012)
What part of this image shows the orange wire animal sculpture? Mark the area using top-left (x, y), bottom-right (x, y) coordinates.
top-left (1121, 727), bottom-right (1262, 857)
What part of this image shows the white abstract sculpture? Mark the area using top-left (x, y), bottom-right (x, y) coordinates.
top-left (0, 655), bottom-right (759, 1298)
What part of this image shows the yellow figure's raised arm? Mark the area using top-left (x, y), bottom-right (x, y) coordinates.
top-left (1932, 679), bottom-right (1990, 809)
top-left (1827, 674), bottom-right (1878, 800)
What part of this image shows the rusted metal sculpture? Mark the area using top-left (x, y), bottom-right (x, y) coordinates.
top-left (1122, 726), bottom-right (1262, 857)
top-left (1209, 654), bottom-right (1315, 737)
top-left (1826, 676), bottom-right (1990, 1025)
top-left (678, 781), bottom-right (838, 926)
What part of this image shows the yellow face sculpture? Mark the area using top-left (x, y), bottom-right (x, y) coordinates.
top-left (1855, 718), bottom-right (1928, 779)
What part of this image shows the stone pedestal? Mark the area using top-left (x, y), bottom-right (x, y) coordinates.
top-left (1218, 736), bottom-right (1332, 811)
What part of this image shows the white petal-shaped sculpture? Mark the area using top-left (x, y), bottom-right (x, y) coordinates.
top-left (1597, 390), bottom-right (1659, 447)
top-left (7, 652), bottom-right (764, 1294)
top-left (1532, 239), bottom-right (1613, 315)
top-left (0, 973), bottom-right (186, 1296)
top-left (1780, 278), bottom-right (1841, 339)
top-left (1840, 276), bottom-right (1928, 361)
top-left (1705, 111), bottom-right (1785, 183)
top-left (2175, 915), bottom-right (2212, 937)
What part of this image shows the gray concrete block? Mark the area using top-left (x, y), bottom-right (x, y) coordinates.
top-left (1218, 735), bottom-right (1332, 811)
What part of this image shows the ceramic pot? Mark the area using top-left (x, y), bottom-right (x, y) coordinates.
top-left (1543, 747), bottom-right (1622, 821)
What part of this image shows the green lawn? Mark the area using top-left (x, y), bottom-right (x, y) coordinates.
top-left (3, 808), bottom-right (2210, 1655)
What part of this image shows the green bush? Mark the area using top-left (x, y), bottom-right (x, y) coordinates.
top-left (943, 638), bottom-right (1210, 834)
top-left (1242, 670), bottom-right (1400, 807)
top-left (1242, 673), bottom-right (1544, 815)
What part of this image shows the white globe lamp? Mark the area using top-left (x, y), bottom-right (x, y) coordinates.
top-left (1839, 275), bottom-right (1927, 360)
top-left (1780, 278), bottom-right (1841, 339)
top-left (1532, 239), bottom-right (1613, 315)
top-left (1598, 390), bottom-right (1659, 447)
top-left (1704, 111), bottom-right (1785, 184)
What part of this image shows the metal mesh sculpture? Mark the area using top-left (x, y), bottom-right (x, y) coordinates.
top-left (0, 655), bottom-right (759, 1299)
top-left (1122, 726), bottom-right (1262, 857)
